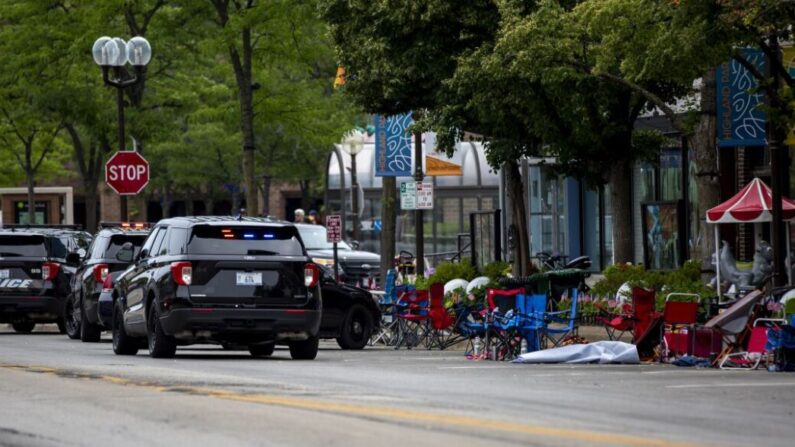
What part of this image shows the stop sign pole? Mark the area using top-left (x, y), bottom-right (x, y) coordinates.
top-left (92, 36), bottom-right (152, 221)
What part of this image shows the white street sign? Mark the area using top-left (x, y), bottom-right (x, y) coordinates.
top-left (400, 181), bottom-right (417, 210)
top-left (416, 182), bottom-right (433, 209)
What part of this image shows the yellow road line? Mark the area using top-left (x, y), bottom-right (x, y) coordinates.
top-left (0, 363), bottom-right (706, 447)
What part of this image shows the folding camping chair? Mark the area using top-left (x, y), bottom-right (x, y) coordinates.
top-left (541, 288), bottom-right (580, 348)
top-left (660, 293), bottom-right (701, 361)
top-left (517, 293), bottom-right (548, 353)
top-left (369, 269), bottom-right (400, 346)
top-left (597, 287), bottom-right (657, 342)
top-left (393, 287), bottom-right (431, 349)
top-left (719, 318), bottom-right (787, 369)
top-left (704, 290), bottom-right (766, 367)
top-left (455, 303), bottom-right (488, 357)
top-left (485, 288), bottom-right (524, 360)
top-left (426, 283), bottom-right (458, 350)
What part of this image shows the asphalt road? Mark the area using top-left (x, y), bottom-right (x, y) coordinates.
top-left (1, 325), bottom-right (794, 447)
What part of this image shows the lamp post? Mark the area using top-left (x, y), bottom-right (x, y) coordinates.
top-left (342, 130), bottom-right (365, 242)
top-left (92, 36), bottom-right (152, 221)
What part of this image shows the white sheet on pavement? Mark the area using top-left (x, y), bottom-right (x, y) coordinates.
top-left (512, 341), bottom-right (640, 364)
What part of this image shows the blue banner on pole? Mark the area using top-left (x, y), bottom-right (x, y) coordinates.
top-left (375, 113), bottom-right (413, 177)
top-left (716, 49), bottom-right (766, 148)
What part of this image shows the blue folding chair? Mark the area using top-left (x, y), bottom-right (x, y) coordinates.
top-left (455, 303), bottom-right (488, 356)
top-left (370, 269), bottom-right (399, 346)
top-left (517, 293), bottom-right (548, 353)
top-left (485, 289), bottom-right (524, 360)
top-left (541, 288), bottom-right (580, 347)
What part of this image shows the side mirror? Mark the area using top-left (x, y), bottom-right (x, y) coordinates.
top-left (66, 252), bottom-right (82, 265)
top-left (351, 240), bottom-right (360, 250)
top-left (116, 242), bottom-right (136, 263)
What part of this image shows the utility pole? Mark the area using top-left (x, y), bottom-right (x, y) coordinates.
top-left (767, 32), bottom-right (787, 287)
top-left (414, 131), bottom-right (424, 276)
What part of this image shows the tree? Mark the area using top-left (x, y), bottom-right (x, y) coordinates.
top-left (0, 2), bottom-right (73, 224)
top-left (570, 0), bottom-right (795, 269)
top-left (319, 0), bottom-right (502, 278)
top-left (426, 1), bottom-right (666, 265)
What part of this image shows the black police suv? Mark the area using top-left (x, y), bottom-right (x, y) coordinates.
top-left (111, 217), bottom-right (322, 359)
top-left (0, 226), bottom-right (91, 333)
top-left (317, 279), bottom-right (380, 349)
top-left (65, 223), bottom-right (150, 342)
top-left (295, 223), bottom-right (381, 288)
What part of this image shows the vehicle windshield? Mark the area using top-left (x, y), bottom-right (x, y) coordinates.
top-left (0, 235), bottom-right (47, 257)
top-left (107, 234), bottom-right (148, 259)
top-left (296, 225), bottom-right (351, 251)
top-left (187, 225), bottom-right (304, 256)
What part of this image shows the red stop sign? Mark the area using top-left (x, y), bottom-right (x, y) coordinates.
top-left (105, 151), bottom-right (149, 195)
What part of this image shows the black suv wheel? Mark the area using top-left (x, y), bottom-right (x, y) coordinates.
top-left (147, 304), bottom-right (177, 358)
top-left (112, 301), bottom-right (138, 356)
top-left (336, 304), bottom-right (373, 350)
top-left (80, 300), bottom-right (102, 343)
top-left (64, 294), bottom-right (81, 340)
top-left (249, 342), bottom-right (275, 358)
top-left (289, 336), bottom-right (319, 360)
top-left (11, 322), bottom-right (35, 333)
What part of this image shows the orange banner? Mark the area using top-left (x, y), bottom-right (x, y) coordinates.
top-left (333, 66), bottom-right (346, 88)
top-left (426, 156), bottom-right (462, 176)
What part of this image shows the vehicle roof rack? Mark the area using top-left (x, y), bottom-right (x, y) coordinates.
top-left (99, 221), bottom-right (155, 229)
top-left (165, 216), bottom-right (285, 224)
top-left (0, 224), bottom-right (83, 231)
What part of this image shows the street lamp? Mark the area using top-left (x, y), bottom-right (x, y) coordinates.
top-left (92, 36), bottom-right (152, 220)
top-left (342, 130), bottom-right (365, 242)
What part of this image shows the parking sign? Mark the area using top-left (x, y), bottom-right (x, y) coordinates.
top-left (326, 215), bottom-right (342, 243)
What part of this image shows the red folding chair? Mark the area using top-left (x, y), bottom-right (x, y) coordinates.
top-left (597, 287), bottom-right (657, 342)
top-left (660, 293), bottom-right (701, 361)
top-left (426, 283), bottom-right (457, 350)
top-left (719, 319), bottom-right (787, 369)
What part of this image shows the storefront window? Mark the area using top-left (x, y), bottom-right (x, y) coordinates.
top-left (529, 166), bottom-right (566, 257)
top-left (603, 185), bottom-right (614, 266)
top-left (435, 198), bottom-right (462, 255)
top-left (639, 163), bottom-right (655, 203)
top-left (660, 150), bottom-right (681, 201)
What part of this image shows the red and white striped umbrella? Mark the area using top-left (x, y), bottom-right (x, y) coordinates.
top-left (706, 178), bottom-right (795, 224)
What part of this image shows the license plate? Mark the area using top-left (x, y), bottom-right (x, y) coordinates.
top-left (0, 270), bottom-right (9, 279)
top-left (236, 272), bottom-right (262, 286)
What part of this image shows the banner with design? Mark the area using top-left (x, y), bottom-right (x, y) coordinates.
top-left (784, 47), bottom-right (795, 146)
top-left (375, 113), bottom-right (413, 177)
top-left (716, 49), bottom-right (766, 147)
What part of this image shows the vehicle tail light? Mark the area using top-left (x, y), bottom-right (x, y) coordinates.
top-left (93, 264), bottom-right (109, 283)
top-left (102, 273), bottom-right (114, 292)
top-left (304, 263), bottom-right (319, 288)
top-left (42, 262), bottom-right (60, 281)
top-left (170, 262), bottom-right (192, 286)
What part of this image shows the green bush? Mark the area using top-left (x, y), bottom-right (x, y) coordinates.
top-left (429, 259), bottom-right (477, 286)
top-left (482, 261), bottom-right (511, 282)
top-left (413, 275), bottom-right (430, 291)
top-left (589, 260), bottom-right (714, 311)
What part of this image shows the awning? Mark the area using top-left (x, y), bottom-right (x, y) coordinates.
top-left (706, 178), bottom-right (795, 224)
